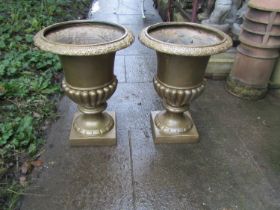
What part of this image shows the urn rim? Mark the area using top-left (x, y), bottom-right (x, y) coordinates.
top-left (34, 20), bottom-right (134, 56)
top-left (139, 22), bottom-right (232, 56)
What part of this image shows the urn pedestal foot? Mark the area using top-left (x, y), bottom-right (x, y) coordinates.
top-left (69, 112), bottom-right (116, 146)
top-left (150, 111), bottom-right (199, 144)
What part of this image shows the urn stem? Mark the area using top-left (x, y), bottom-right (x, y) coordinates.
top-left (74, 104), bottom-right (114, 136)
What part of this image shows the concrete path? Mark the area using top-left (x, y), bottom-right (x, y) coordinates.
top-left (21, 0), bottom-right (280, 209)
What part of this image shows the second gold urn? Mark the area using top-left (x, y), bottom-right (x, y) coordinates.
top-left (139, 22), bottom-right (232, 143)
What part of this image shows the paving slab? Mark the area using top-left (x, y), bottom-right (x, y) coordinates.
top-left (125, 55), bottom-right (156, 83)
top-left (129, 81), bottom-right (280, 210)
top-left (90, 0), bottom-right (156, 16)
top-left (21, 98), bottom-right (133, 210)
top-left (118, 14), bottom-right (162, 26)
top-left (90, 13), bottom-right (119, 24)
top-left (115, 55), bottom-right (126, 83)
top-left (116, 0), bottom-right (156, 15)
top-left (108, 82), bottom-right (163, 130)
top-left (130, 126), bottom-right (279, 210)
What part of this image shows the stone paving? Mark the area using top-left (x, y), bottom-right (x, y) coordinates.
top-left (21, 0), bottom-right (280, 209)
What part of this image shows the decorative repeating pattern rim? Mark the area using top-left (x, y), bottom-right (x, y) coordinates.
top-left (139, 22), bottom-right (232, 56)
top-left (34, 20), bottom-right (134, 56)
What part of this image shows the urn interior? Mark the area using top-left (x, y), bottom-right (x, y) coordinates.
top-left (147, 24), bottom-right (225, 46)
top-left (43, 21), bottom-right (126, 45)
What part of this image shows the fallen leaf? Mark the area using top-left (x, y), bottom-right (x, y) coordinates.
top-left (31, 159), bottom-right (43, 167)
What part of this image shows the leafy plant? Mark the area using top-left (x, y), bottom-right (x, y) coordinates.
top-left (0, 0), bottom-right (91, 209)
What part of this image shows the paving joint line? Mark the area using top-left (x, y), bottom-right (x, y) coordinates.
top-left (119, 54), bottom-right (156, 57)
top-left (124, 56), bottom-right (127, 83)
top-left (119, 81), bottom-right (153, 84)
top-left (128, 130), bottom-right (136, 210)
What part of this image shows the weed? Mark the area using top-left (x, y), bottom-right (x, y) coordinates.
top-left (0, 0), bottom-right (91, 209)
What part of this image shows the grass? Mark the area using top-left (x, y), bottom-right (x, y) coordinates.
top-left (0, 0), bottom-right (91, 209)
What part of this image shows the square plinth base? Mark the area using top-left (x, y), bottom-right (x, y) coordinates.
top-left (69, 112), bottom-right (116, 146)
top-left (151, 111), bottom-right (199, 144)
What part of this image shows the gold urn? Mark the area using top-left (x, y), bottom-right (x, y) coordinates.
top-left (139, 22), bottom-right (232, 143)
top-left (34, 20), bottom-right (134, 146)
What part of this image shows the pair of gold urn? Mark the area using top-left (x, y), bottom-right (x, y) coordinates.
top-left (34, 20), bottom-right (232, 146)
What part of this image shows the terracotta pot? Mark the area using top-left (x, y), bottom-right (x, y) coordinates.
top-left (270, 56), bottom-right (280, 89)
top-left (227, 44), bottom-right (278, 99)
top-left (248, 0), bottom-right (280, 13)
top-left (242, 18), bottom-right (280, 36)
top-left (227, 1), bottom-right (280, 99)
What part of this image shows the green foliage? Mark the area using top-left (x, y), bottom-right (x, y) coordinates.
top-left (0, 182), bottom-right (24, 210)
top-left (0, 0), bottom-right (91, 209)
top-left (0, 116), bottom-right (38, 156)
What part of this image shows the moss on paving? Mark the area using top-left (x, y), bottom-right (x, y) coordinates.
top-left (226, 76), bottom-right (267, 100)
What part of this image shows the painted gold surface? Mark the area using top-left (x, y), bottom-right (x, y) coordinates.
top-left (34, 20), bottom-right (134, 145)
top-left (139, 22), bottom-right (232, 56)
top-left (69, 112), bottom-right (117, 146)
top-left (151, 111), bottom-right (199, 144)
top-left (140, 22), bottom-right (232, 143)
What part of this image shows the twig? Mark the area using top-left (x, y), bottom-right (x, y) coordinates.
top-left (15, 147), bottom-right (19, 172)
top-left (7, 99), bottom-right (19, 108)
top-left (7, 189), bottom-right (46, 197)
top-left (33, 149), bottom-right (45, 160)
